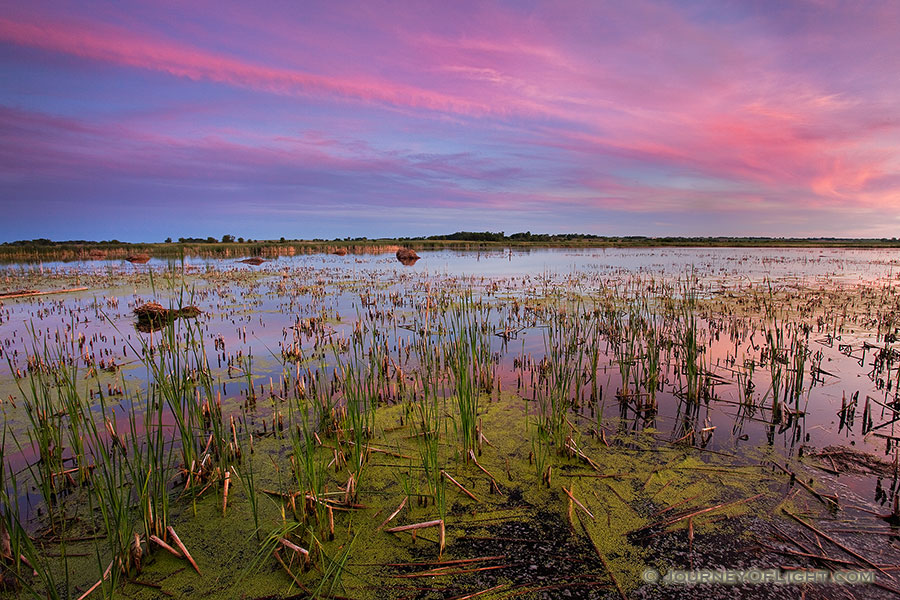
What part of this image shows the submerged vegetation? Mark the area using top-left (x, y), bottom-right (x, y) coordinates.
top-left (1, 248), bottom-right (900, 598)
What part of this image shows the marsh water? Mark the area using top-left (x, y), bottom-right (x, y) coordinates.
top-left (5, 247), bottom-right (899, 450)
top-left (3, 246), bottom-right (900, 599)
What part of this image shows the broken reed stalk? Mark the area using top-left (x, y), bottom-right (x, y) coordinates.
top-left (384, 555), bottom-right (505, 568)
top-left (377, 497), bottom-right (407, 531)
top-left (149, 535), bottom-right (182, 558)
top-left (274, 549), bottom-right (308, 591)
top-left (562, 486), bottom-right (595, 520)
top-left (441, 470), bottom-right (479, 502)
top-left (771, 461), bottom-right (839, 507)
top-left (385, 519), bottom-right (445, 558)
top-left (635, 493), bottom-right (764, 534)
top-left (782, 509), bottom-right (893, 579)
top-left (650, 493), bottom-right (702, 518)
top-left (278, 537), bottom-right (310, 566)
top-left (390, 564), bottom-right (508, 578)
top-left (167, 526), bottom-right (201, 575)
top-left (565, 439), bottom-right (601, 471)
top-left (75, 559), bottom-right (114, 600)
top-left (468, 450), bottom-right (500, 487)
top-left (328, 505), bottom-right (335, 539)
top-left (223, 469), bottom-right (231, 516)
top-left (446, 583), bottom-right (508, 600)
top-left (756, 540), bottom-right (857, 566)
top-left (0, 286), bottom-right (88, 300)
top-left (575, 511), bottom-right (628, 600)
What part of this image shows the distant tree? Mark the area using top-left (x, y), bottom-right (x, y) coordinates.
top-left (279, 236), bottom-right (286, 243)
top-left (206, 236), bottom-right (216, 243)
top-left (222, 234), bottom-right (235, 243)
top-left (238, 237), bottom-right (245, 243)
top-left (165, 237), bottom-right (172, 243)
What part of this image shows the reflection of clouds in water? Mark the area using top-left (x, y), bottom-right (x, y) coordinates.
top-left (1, 247), bottom-right (899, 509)
top-left (14, 247), bottom-right (900, 283)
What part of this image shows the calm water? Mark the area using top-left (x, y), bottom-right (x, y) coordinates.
top-left (3, 246), bottom-right (900, 510)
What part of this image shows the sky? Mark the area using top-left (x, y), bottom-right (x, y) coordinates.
top-left (1, 0), bottom-right (899, 242)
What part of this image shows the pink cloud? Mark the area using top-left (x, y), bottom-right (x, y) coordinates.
top-left (2, 1), bottom-right (900, 237)
top-left (0, 17), bottom-right (500, 117)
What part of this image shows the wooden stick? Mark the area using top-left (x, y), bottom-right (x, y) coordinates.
top-left (441, 470), bottom-right (479, 502)
top-left (167, 526), bottom-right (201, 575)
